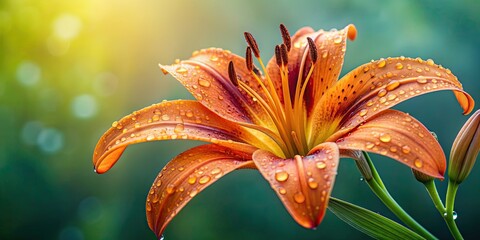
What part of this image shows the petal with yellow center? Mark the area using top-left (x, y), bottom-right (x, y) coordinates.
top-left (252, 142), bottom-right (339, 228)
top-left (93, 100), bottom-right (273, 174)
top-left (334, 109), bottom-right (446, 179)
top-left (266, 24), bottom-right (356, 112)
top-left (311, 57), bottom-right (473, 141)
top-left (146, 144), bottom-right (254, 238)
top-left (160, 48), bottom-right (272, 127)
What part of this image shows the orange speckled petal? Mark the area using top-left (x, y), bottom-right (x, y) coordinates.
top-left (160, 48), bottom-right (272, 126)
top-left (335, 109), bottom-right (446, 179)
top-left (266, 25), bottom-right (356, 113)
top-left (93, 100), bottom-right (263, 174)
top-left (252, 142), bottom-right (339, 228)
top-left (147, 144), bottom-right (254, 238)
top-left (312, 57), bottom-right (474, 138)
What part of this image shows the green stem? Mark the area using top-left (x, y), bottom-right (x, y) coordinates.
top-left (423, 180), bottom-right (446, 215)
top-left (362, 152), bottom-right (436, 240)
top-left (445, 181), bottom-right (463, 240)
top-left (367, 178), bottom-right (437, 240)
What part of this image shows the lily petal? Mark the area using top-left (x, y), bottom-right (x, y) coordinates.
top-left (266, 25), bottom-right (356, 113)
top-left (252, 142), bottom-right (339, 228)
top-left (146, 144), bottom-right (254, 238)
top-left (160, 48), bottom-right (272, 126)
top-left (93, 100), bottom-right (268, 173)
top-left (335, 109), bottom-right (446, 179)
top-left (312, 57), bottom-right (474, 140)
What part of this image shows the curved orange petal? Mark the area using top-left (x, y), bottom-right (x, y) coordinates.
top-left (93, 100), bottom-right (268, 174)
top-left (146, 144), bottom-right (254, 238)
top-left (160, 48), bottom-right (272, 126)
top-left (266, 25), bottom-right (356, 113)
top-left (252, 142), bottom-right (339, 228)
top-left (310, 57), bottom-right (474, 141)
top-left (334, 109), bottom-right (446, 179)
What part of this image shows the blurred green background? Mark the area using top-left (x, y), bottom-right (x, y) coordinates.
top-left (1, 0), bottom-right (479, 239)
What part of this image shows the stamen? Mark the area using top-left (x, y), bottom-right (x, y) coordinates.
top-left (307, 37), bottom-right (318, 63)
top-left (228, 61), bottom-right (239, 86)
top-left (291, 131), bottom-right (306, 155)
top-left (279, 24), bottom-right (291, 51)
top-left (245, 47), bottom-right (253, 71)
top-left (244, 32), bottom-right (260, 58)
top-left (280, 44), bottom-right (289, 66)
top-left (274, 45), bottom-right (282, 67)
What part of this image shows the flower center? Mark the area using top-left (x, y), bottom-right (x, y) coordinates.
top-left (227, 25), bottom-right (319, 158)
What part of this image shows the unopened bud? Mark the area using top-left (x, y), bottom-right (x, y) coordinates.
top-left (412, 168), bottom-right (434, 183)
top-left (448, 110), bottom-right (480, 184)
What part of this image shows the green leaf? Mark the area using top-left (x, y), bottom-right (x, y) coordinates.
top-left (328, 197), bottom-right (425, 240)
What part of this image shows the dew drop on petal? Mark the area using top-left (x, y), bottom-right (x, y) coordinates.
top-left (176, 67), bottom-right (188, 73)
top-left (402, 145), bottom-right (411, 154)
top-left (414, 159), bottom-right (423, 168)
top-left (395, 62), bottom-right (403, 70)
top-left (417, 76), bottom-right (428, 84)
top-left (386, 80), bottom-right (400, 91)
top-left (379, 133), bottom-right (391, 143)
top-left (377, 89), bottom-right (387, 97)
top-left (174, 124), bottom-right (184, 133)
top-left (198, 78), bottom-right (211, 87)
top-left (308, 178), bottom-right (318, 189)
top-left (294, 192), bottom-right (306, 203)
top-left (377, 59), bottom-right (386, 68)
top-left (316, 161), bottom-right (326, 169)
top-left (146, 134), bottom-right (155, 141)
top-left (187, 176), bottom-right (197, 185)
top-left (359, 109), bottom-right (368, 117)
top-left (166, 184), bottom-right (175, 194)
top-left (275, 171), bottom-right (289, 182)
top-left (365, 142), bottom-right (375, 149)
top-left (199, 175), bottom-right (211, 184)
top-left (278, 187), bottom-right (287, 195)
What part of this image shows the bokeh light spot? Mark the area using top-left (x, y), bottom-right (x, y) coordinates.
top-left (16, 61), bottom-right (41, 86)
top-left (53, 13), bottom-right (82, 41)
top-left (37, 128), bottom-right (64, 153)
top-left (58, 226), bottom-right (84, 240)
top-left (78, 196), bottom-right (103, 223)
top-left (21, 121), bottom-right (43, 146)
top-left (71, 94), bottom-right (98, 119)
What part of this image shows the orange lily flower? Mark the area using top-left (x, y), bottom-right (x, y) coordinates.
top-left (93, 24), bottom-right (474, 237)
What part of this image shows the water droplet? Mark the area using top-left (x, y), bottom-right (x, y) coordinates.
top-left (379, 133), bottom-right (391, 143)
top-left (275, 171), bottom-right (289, 182)
top-left (377, 59), bottom-right (386, 68)
top-left (416, 76), bottom-right (428, 84)
top-left (146, 202), bottom-right (152, 211)
top-left (359, 177), bottom-right (364, 181)
top-left (156, 180), bottom-right (162, 187)
top-left (363, 66), bottom-right (370, 73)
top-left (365, 142), bottom-right (375, 149)
top-left (308, 178), bottom-right (318, 189)
top-left (161, 114), bottom-right (170, 121)
top-left (377, 89), bottom-right (387, 97)
top-left (166, 184), bottom-right (175, 194)
top-left (199, 175), bottom-right (211, 184)
top-left (402, 145), bottom-right (411, 154)
top-left (316, 161), bottom-right (326, 169)
top-left (294, 192), bottom-right (305, 203)
top-left (386, 80), bottom-right (400, 91)
top-left (414, 159), bottom-right (423, 168)
top-left (176, 67), bottom-right (187, 73)
top-left (390, 146), bottom-right (397, 153)
top-left (278, 187), bottom-right (287, 195)
top-left (333, 36), bottom-right (342, 44)
top-left (174, 124), bottom-right (184, 133)
top-left (395, 62), bottom-right (403, 70)
top-left (187, 176), bottom-right (197, 185)
top-left (387, 94), bottom-right (397, 101)
top-left (111, 121), bottom-right (119, 128)
top-left (190, 189), bottom-right (198, 197)
top-left (146, 134), bottom-right (155, 141)
top-left (453, 211), bottom-right (458, 220)
top-left (359, 109), bottom-right (368, 117)
top-left (210, 55), bottom-right (219, 61)
top-left (379, 97), bottom-right (387, 104)
top-left (198, 78), bottom-right (211, 87)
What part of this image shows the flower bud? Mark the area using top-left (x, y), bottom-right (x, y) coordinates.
top-left (448, 110), bottom-right (480, 184)
top-left (341, 149), bottom-right (373, 181)
top-left (412, 168), bottom-right (434, 183)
